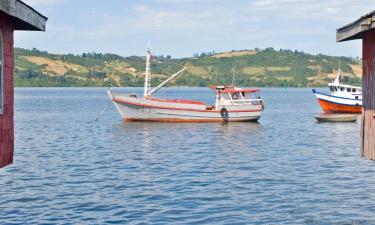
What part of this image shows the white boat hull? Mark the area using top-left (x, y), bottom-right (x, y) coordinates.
top-left (108, 91), bottom-right (262, 122)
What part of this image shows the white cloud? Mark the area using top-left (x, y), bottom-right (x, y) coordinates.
top-left (15, 0), bottom-right (375, 57)
top-left (326, 7), bottom-right (340, 15)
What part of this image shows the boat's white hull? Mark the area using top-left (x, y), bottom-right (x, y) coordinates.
top-left (108, 91), bottom-right (262, 122)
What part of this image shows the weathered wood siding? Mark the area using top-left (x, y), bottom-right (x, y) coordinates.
top-left (0, 0), bottom-right (47, 31)
top-left (361, 28), bottom-right (375, 158)
top-left (0, 12), bottom-right (14, 168)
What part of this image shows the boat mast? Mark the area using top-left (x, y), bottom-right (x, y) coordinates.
top-left (143, 43), bottom-right (186, 97)
top-left (334, 59), bottom-right (342, 85)
top-left (144, 43), bottom-right (151, 98)
top-left (232, 60), bottom-right (237, 86)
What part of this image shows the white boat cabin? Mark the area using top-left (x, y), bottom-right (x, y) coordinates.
top-left (210, 86), bottom-right (262, 110)
top-left (328, 75), bottom-right (362, 100)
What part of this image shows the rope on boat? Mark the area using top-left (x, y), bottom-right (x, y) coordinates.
top-left (149, 61), bottom-right (185, 98)
top-left (156, 87), bottom-right (171, 97)
top-left (94, 102), bottom-right (110, 122)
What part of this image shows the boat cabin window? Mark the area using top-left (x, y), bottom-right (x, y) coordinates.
top-left (335, 87), bottom-right (338, 92)
top-left (242, 92), bottom-right (252, 100)
top-left (352, 88), bottom-right (356, 93)
top-left (347, 88), bottom-right (351, 92)
top-left (231, 92), bottom-right (241, 100)
top-left (340, 87), bottom-right (344, 91)
top-left (330, 87), bottom-right (334, 92)
top-left (220, 93), bottom-right (231, 101)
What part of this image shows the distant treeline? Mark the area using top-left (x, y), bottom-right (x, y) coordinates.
top-left (14, 47), bottom-right (361, 87)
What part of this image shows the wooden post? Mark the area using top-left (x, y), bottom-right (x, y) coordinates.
top-left (336, 11), bottom-right (375, 159)
top-left (362, 29), bottom-right (375, 158)
top-left (0, 13), bottom-right (14, 168)
top-left (0, 0), bottom-right (47, 168)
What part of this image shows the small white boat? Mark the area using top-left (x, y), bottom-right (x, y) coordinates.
top-left (312, 68), bottom-right (362, 114)
top-left (315, 113), bottom-right (357, 122)
top-left (108, 47), bottom-right (264, 122)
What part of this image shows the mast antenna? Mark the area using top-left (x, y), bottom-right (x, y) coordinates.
top-left (232, 60), bottom-right (237, 86)
top-left (144, 42), bottom-right (151, 98)
top-left (338, 59), bottom-right (342, 82)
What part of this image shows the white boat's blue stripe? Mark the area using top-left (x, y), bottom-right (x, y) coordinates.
top-left (312, 89), bottom-right (362, 101)
top-left (318, 98), bottom-right (362, 107)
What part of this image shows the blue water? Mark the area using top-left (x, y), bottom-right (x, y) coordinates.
top-left (1, 87), bottom-right (375, 224)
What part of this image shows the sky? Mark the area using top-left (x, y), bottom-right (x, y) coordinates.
top-left (15, 0), bottom-right (375, 58)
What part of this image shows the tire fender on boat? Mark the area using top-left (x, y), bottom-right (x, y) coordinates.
top-left (220, 108), bottom-right (229, 122)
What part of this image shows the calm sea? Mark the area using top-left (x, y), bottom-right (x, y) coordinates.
top-left (1, 87), bottom-right (374, 224)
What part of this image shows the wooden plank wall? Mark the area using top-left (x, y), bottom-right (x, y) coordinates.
top-left (0, 0), bottom-right (47, 31)
top-left (362, 28), bottom-right (375, 159)
top-left (0, 12), bottom-right (14, 168)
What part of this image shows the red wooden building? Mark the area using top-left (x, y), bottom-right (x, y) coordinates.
top-left (337, 10), bottom-right (375, 159)
top-left (0, 0), bottom-right (47, 168)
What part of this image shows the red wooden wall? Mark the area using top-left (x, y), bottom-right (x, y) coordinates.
top-left (0, 12), bottom-right (14, 168)
top-left (362, 28), bottom-right (375, 158)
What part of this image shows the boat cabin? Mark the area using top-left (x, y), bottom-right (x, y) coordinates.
top-left (210, 86), bottom-right (262, 109)
top-left (328, 76), bottom-right (362, 100)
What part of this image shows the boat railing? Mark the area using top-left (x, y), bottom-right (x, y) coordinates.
top-left (219, 99), bottom-right (262, 105)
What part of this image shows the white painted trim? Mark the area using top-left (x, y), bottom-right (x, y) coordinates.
top-left (314, 92), bottom-right (362, 106)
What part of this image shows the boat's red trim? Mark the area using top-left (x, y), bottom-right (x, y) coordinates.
top-left (317, 98), bottom-right (362, 114)
top-left (209, 85), bottom-right (235, 89)
top-left (145, 97), bottom-right (205, 105)
top-left (125, 118), bottom-right (223, 123)
top-left (113, 97), bottom-right (262, 113)
top-left (219, 89), bottom-right (260, 93)
top-left (124, 118), bottom-right (259, 123)
top-left (209, 85), bottom-right (259, 93)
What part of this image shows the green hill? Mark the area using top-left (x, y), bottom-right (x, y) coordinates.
top-left (14, 47), bottom-right (362, 87)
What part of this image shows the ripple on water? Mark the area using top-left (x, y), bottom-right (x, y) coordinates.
top-left (0, 87), bottom-right (374, 224)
